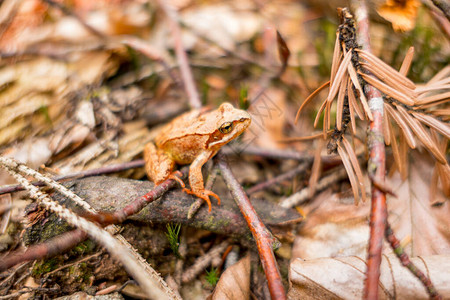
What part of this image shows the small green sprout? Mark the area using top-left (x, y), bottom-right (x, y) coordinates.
top-left (165, 223), bottom-right (181, 258)
top-left (205, 267), bottom-right (219, 286)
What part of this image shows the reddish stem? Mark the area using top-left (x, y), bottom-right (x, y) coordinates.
top-left (350, 1), bottom-right (387, 299)
top-left (218, 157), bottom-right (285, 300)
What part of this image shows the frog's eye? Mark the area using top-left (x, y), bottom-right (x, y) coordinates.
top-left (219, 121), bottom-right (233, 134)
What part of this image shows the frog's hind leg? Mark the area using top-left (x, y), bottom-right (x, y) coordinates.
top-left (144, 143), bottom-right (177, 185)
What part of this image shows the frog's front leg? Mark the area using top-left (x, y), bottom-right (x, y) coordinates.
top-left (184, 150), bottom-right (220, 212)
top-left (144, 143), bottom-right (184, 187)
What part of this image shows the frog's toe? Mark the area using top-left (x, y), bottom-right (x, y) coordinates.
top-left (182, 188), bottom-right (216, 212)
top-left (204, 190), bottom-right (221, 206)
top-left (168, 171), bottom-right (185, 188)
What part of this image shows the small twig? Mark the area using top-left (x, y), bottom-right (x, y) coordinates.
top-left (246, 162), bottom-right (310, 195)
top-left (157, 0), bottom-right (202, 109)
top-left (0, 229), bottom-right (88, 273)
top-left (0, 262), bottom-right (30, 289)
top-left (280, 167), bottom-right (349, 208)
top-left (218, 156), bottom-right (286, 300)
top-left (43, 251), bottom-right (102, 280)
top-left (430, 0), bottom-right (450, 20)
top-left (385, 222), bottom-right (442, 300)
top-left (43, 0), bottom-right (106, 39)
top-left (222, 145), bottom-right (309, 161)
top-left (349, 2), bottom-right (388, 299)
top-left (0, 159), bottom-right (145, 195)
top-left (181, 240), bottom-right (228, 283)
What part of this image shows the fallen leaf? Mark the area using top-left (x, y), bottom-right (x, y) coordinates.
top-left (211, 255), bottom-right (250, 300)
top-left (288, 254), bottom-right (450, 299)
top-left (388, 152), bottom-right (450, 256)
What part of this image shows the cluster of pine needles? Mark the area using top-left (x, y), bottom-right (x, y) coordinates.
top-left (295, 8), bottom-right (449, 204)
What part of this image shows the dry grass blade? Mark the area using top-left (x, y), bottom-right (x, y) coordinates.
top-left (348, 94), bottom-right (357, 134)
top-left (394, 104), bottom-right (447, 164)
top-left (399, 132), bottom-right (409, 180)
top-left (411, 112), bottom-right (450, 139)
top-left (416, 91), bottom-right (450, 105)
top-left (415, 76), bottom-right (450, 94)
top-left (415, 98), bottom-right (450, 109)
top-left (330, 32), bottom-right (342, 85)
top-left (295, 81), bottom-right (330, 124)
top-left (336, 74), bottom-right (348, 130)
top-left (360, 62), bottom-right (417, 99)
top-left (342, 137), bottom-right (367, 203)
top-left (323, 100), bottom-right (332, 138)
top-left (430, 130), bottom-right (450, 197)
top-left (347, 63), bottom-right (373, 120)
top-left (399, 46), bottom-right (414, 76)
top-left (388, 119), bottom-right (404, 178)
top-left (359, 72), bottom-right (415, 106)
top-left (384, 103), bottom-right (417, 148)
top-left (347, 81), bottom-right (365, 120)
top-left (337, 143), bottom-right (360, 204)
top-left (314, 100), bottom-right (327, 128)
top-left (431, 109), bottom-right (450, 121)
top-left (309, 139), bottom-right (325, 197)
top-left (327, 50), bottom-right (352, 104)
top-left (279, 131), bottom-right (332, 142)
top-left (357, 49), bottom-right (415, 89)
top-left (383, 109), bottom-right (391, 145)
top-left (428, 65), bottom-right (450, 85)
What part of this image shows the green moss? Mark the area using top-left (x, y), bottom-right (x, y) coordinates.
top-left (32, 258), bottom-right (61, 276)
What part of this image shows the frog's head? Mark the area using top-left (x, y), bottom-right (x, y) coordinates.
top-left (207, 103), bottom-right (251, 149)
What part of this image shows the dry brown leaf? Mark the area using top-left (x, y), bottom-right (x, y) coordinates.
top-left (388, 152), bottom-right (450, 256)
top-left (288, 254), bottom-right (450, 299)
top-left (292, 191), bottom-right (370, 260)
top-left (211, 255), bottom-right (250, 300)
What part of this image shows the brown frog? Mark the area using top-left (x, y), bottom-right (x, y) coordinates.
top-left (144, 103), bottom-right (251, 211)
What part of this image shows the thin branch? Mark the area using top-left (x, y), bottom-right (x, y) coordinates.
top-left (157, 0), bottom-right (202, 109)
top-left (430, 0), bottom-right (450, 20)
top-left (217, 156), bottom-right (286, 300)
top-left (349, 3), bottom-right (388, 300)
top-left (0, 159), bottom-right (145, 195)
top-left (385, 222), bottom-right (442, 300)
top-left (280, 167), bottom-right (349, 208)
top-left (246, 161), bottom-right (310, 195)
